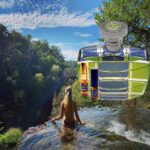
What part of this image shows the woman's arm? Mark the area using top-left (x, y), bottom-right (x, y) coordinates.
top-left (74, 102), bottom-right (85, 125)
top-left (51, 102), bottom-right (64, 123)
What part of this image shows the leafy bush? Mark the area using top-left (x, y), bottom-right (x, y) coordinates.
top-left (72, 80), bottom-right (94, 107)
top-left (52, 86), bottom-right (66, 115)
top-left (0, 128), bottom-right (22, 149)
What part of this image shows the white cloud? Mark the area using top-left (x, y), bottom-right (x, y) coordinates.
top-left (0, 0), bottom-right (15, 9)
top-left (81, 41), bottom-right (103, 46)
top-left (49, 42), bottom-right (80, 47)
top-left (49, 42), bottom-right (79, 60)
top-left (0, 8), bottom-right (96, 30)
top-left (63, 50), bottom-right (78, 61)
top-left (74, 32), bottom-right (92, 38)
top-left (48, 41), bottom-right (102, 60)
top-left (31, 37), bottom-right (40, 41)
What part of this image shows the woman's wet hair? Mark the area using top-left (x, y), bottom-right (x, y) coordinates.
top-left (64, 86), bottom-right (72, 103)
top-left (65, 86), bottom-right (72, 95)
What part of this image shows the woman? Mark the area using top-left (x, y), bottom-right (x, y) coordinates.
top-left (51, 86), bottom-right (85, 128)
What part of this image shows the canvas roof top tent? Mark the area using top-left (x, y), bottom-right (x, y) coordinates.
top-left (78, 21), bottom-right (149, 100)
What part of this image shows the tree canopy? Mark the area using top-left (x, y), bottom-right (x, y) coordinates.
top-left (95, 0), bottom-right (150, 52)
top-left (0, 24), bottom-right (77, 130)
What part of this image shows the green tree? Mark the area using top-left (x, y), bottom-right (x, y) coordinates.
top-left (0, 24), bottom-right (75, 130)
top-left (95, 0), bottom-right (150, 105)
top-left (49, 45), bottom-right (64, 63)
top-left (33, 73), bottom-right (44, 86)
top-left (51, 65), bottom-right (60, 75)
top-left (95, 0), bottom-right (150, 51)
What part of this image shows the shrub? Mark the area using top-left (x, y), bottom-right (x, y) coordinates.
top-left (0, 128), bottom-right (22, 149)
top-left (72, 80), bottom-right (94, 107)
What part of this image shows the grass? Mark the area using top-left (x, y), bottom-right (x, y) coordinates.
top-left (0, 128), bottom-right (22, 149)
top-left (107, 133), bottom-right (127, 141)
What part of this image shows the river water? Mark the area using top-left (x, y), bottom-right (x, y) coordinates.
top-left (19, 107), bottom-right (150, 150)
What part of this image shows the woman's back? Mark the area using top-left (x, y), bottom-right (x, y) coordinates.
top-left (62, 100), bottom-right (76, 122)
top-left (51, 86), bottom-right (85, 128)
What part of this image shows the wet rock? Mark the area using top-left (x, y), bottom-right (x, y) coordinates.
top-left (146, 104), bottom-right (150, 109)
top-left (95, 105), bottom-right (102, 108)
top-left (19, 107), bottom-right (150, 150)
top-left (22, 125), bottom-right (45, 139)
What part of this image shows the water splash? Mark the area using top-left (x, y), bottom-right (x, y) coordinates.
top-left (107, 120), bottom-right (150, 145)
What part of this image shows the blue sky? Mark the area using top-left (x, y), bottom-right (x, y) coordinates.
top-left (0, 0), bottom-right (103, 60)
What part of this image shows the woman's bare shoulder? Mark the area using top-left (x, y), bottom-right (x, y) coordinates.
top-left (61, 101), bottom-right (65, 106)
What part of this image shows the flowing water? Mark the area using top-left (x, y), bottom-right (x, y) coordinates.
top-left (19, 107), bottom-right (150, 150)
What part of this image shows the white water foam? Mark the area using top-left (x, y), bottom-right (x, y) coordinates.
top-left (107, 120), bottom-right (150, 146)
